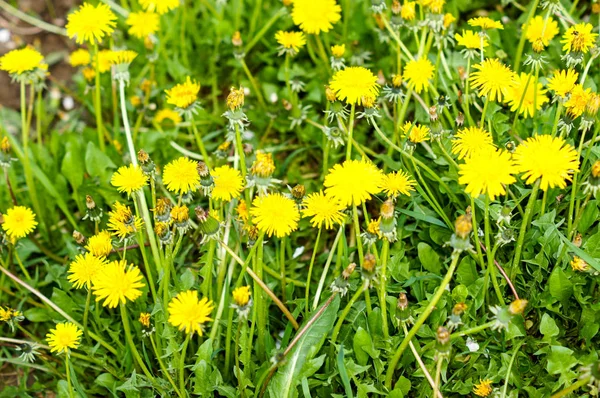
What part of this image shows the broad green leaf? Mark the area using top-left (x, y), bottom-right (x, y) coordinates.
top-left (417, 242), bottom-right (442, 274)
top-left (548, 267), bottom-right (573, 303)
top-left (540, 313), bottom-right (559, 338)
top-left (269, 296), bottom-right (340, 398)
top-left (61, 141), bottom-right (84, 190)
top-left (546, 346), bottom-right (577, 375)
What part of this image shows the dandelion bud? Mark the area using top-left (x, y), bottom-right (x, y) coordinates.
top-left (396, 293), bottom-right (412, 323)
top-left (171, 205), bottom-right (191, 233)
top-left (436, 326), bottom-right (450, 345)
top-left (86, 195), bottom-right (96, 210)
top-left (362, 253), bottom-right (377, 274)
top-left (391, 74), bottom-right (402, 88)
top-left (245, 224), bottom-right (259, 243)
top-left (195, 206), bottom-right (208, 223)
top-left (282, 0), bottom-right (292, 6)
top-left (570, 256), bottom-right (589, 272)
top-left (362, 95), bottom-right (376, 108)
top-left (243, 143), bottom-right (253, 154)
top-left (342, 263), bottom-right (356, 280)
top-left (325, 85), bottom-right (337, 102)
top-left (282, 99), bottom-right (293, 110)
top-left (291, 184), bottom-right (306, 200)
top-left (1, 137), bottom-right (10, 153)
top-left (155, 198), bottom-right (173, 222)
top-left (232, 31), bottom-right (243, 47)
top-left (397, 293), bottom-right (408, 311)
top-left (196, 206), bottom-right (221, 240)
top-left (573, 233), bottom-right (583, 248)
top-left (72, 230), bottom-right (85, 245)
top-left (454, 214), bottom-right (472, 239)
top-left (363, 218), bottom-right (382, 245)
top-left (82, 67), bottom-right (95, 81)
top-left (381, 199), bottom-right (395, 220)
top-left (455, 112), bottom-right (465, 127)
top-left (391, 0), bottom-right (401, 14)
top-left (453, 302), bottom-right (467, 316)
top-left (373, 14), bottom-right (385, 29)
top-left (197, 161), bottom-right (210, 178)
top-left (251, 151), bottom-right (276, 178)
top-left (137, 149), bottom-right (149, 165)
top-left (457, 66), bottom-right (467, 81)
top-left (429, 106), bottom-right (438, 121)
top-left (593, 3), bottom-right (600, 13)
top-left (226, 86), bottom-right (245, 111)
top-left (508, 299), bottom-right (528, 315)
top-left (154, 221), bottom-right (172, 245)
top-left (400, 1), bottom-right (415, 20)
top-left (587, 94), bottom-right (600, 116)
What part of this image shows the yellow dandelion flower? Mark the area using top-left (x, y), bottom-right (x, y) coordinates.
top-left (232, 286), bottom-right (251, 307)
top-left (139, 312), bottom-right (151, 327)
top-left (329, 66), bottom-right (380, 106)
top-left (403, 58), bottom-right (434, 94)
top-left (66, 3), bottom-right (117, 44)
top-left (565, 84), bottom-right (594, 118)
top-left (82, 66), bottom-right (96, 81)
top-left (107, 202), bottom-right (144, 240)
top-left (2, 206), bottom-right (37, 241)
top-left (0, 46), bottom-right (46, 76)
top-left (97, 49), bottom-right (114, 73)
top-left (46, 323), bottom-right (82, 354)
top-left (403, 121), bottom-right (430, 144)
top-left (68, 253), bottom-right (107, 289)
top-left (165, 76), bottom-right (200, 109)
top-left (468, 17), bottom-right (503, 30)
top-left (504, 72), bottom-right (548, 118)
top-left (324, 159), bottom-right (383, 207)
top-left (291, 0), bottom-right (341, 34)
top-left (92, 260), bottom-right (145, 308)
top-left (451, 127), bottom-right (495, 160)
top-left (251, 151), bottom-right (276, 177)
top-left (381, 170), bottom-right (416, 198)
top-left (111, 164), bottom-right (148, 196)
top-left (302, 191), bottom-right (346, 230)
top-left (211, 165), bottom-right (244, 201)
top-left (401, 1), bottom-right (416, 20)
top-left (525, 16), bottom-right (558, 48)
top-left (561, 23), bottom-right (598, 54)
top-left (473, 379), bottom-right (493, 397)
top-left (331, 44), bottom-right (345, 58)
top-left (571, 256), bottom-right (589, 272)
top-left (426, 0), bottom-right (445, 13)
top-left (513, 135), bottom-right (580, 191)
top-left (443, 13), bottom-right (456, 29)
top-left (250, 193), bottom-right (300, 238)
top-left (458, 147), bottom-right (518, 200)
top-left (154, 108), bottom-right (182, 125)
top-left (547, 69), bottom-right (578, 98)
top-left (139, 0), bottom-right (180, 15)
top-left (85, 230), bottom-right (113, 257)
top-left (470, 58), bottom-right (516, 102)
top-left (275, 31), bottom-right (306, 53)
top-left (162, 157), bottom-right (200, 194)
top-left (168, 290), bottom-right (214, 335)
top-left (455, 30), bottom-right (487, 49)
top-left (236, 199), bottom-right (249, 222)
top-left (69, 48), bottom-right (91, 67)
top-left (109, 50), bottom-right (137, 66)
top-left (126, 11), bottom-right (160, 39)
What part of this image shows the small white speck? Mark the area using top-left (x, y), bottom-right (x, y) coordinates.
top-left (243, 87), bottom-right (251, 96)
top-left (466, 337), bottom-right (479, 352)
top-left (292, 246), bottom-right (304, 259)
top-left (62, 96), bottom-right (74, 110)
top-left (0, 29), bottom-right (11, 43)
top-left (269, 93), bottom-right (278, 103)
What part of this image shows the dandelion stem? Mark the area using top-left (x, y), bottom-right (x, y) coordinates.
top-left (119, 303), bottom-right (155, 382)
top-left (150, 334), bottom-right (182, 398)
top-left (305, 227), bottom-right (322, 315)
top-left (330, 279), bottom-right (368, 350)
top-left (65, 356), bottom-right (74, 398)
top-left (240, 59), bottom-right (267, 110)
top-left (313, 225), bottom-right (344, 310)
top-left (514, 0), bottom-right (540, 73)
top-left (484, 196), bottom-right (505, 305)
top-left (480, 96), bottom-right (490, 129)
top-left (550, 377), bottom-right (591, 398)
top-left (449, 320), bottom-right (495, 340)
top-left (511, 180), bottom-right (540, 279)
top-left (567, 129), bottom-right (588, 236)
top-left (82, 288), bottom-right (92, 343)
top-left (385, 251), bottom-right (461, 389)
top-left (187, 114), bottom-right (211, 168)
top-left (178, 334), bottom-right (190, 394)
top-left (379, 239), bottom-right (390, 342)
top-left (470, 196), bottom-right (485, 269)
top-left (501, 341), bottom-right (523, 398)
top-left (93, 43), bottom-right (105, 152)
top-left (345, 104), bottom-right (356, 160)
top-left (402, 323), bottom-right (443, 398)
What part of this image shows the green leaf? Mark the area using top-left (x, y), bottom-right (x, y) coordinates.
top-left (269, 296), bottom-right (340, 398)
top-left (24, 308), bottom-right (51, 322)
top-left (396, 208), bottom-right (447, 229)
top-left (179, 268), bottom-right (196, 291)
top-left (353, 327), bottom-right (378, 366)
top-left (417, 242), bottom-right (442, 274)
top-left (540, 313), bottom-right (559, 338)
top-left (61, 141), bottom-right (84, 190)
top-left (546, 346), bottom-right (577, 375)
top-left (85, 141), bottom-right (116, 180)
top-left (548, 267), bottom-right (573, 303)
top-left (337, 346), bottom-right (353, 398)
